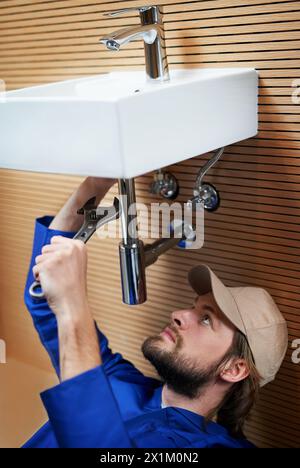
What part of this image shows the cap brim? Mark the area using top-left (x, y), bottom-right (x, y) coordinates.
top-left (188, 264), bottom-right (246, 335)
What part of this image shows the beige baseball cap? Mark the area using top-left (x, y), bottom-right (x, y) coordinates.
top-left (188, 264), bottom-right (288, 387)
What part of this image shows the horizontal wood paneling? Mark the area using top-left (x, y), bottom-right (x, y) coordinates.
top-left (0, 0), bottom-right (299, 448)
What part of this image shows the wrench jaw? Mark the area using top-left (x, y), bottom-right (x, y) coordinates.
top-left (75, 197), bottom-right (101, 243)
top-left (96, 197), bottom-right (120, 230)
top-left (76, 196), bottom-right (98, 216)
top-left (29, 196), bottom-right (121, 300)
top-left (75, 196), bottom-right (120, 243)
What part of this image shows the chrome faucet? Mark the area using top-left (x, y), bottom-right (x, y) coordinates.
top-left (99, 5), bottom-right (170, 82)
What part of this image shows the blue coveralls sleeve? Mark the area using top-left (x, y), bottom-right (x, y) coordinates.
top-left (24, 216), bottom-right (142, 380)
top-left (41, 366), bottom-right (134, 448)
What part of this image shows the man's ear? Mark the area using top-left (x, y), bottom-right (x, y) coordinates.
top-left (219, 358), bottom-right (250, 384)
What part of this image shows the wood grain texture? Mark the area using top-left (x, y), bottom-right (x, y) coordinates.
top-left (0, 0), bottom-right (299, 448)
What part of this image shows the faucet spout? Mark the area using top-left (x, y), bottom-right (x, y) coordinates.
top-left (99, 5), bottom-right (170, 82)
top-left (100, 24), bottom-right (159, 51)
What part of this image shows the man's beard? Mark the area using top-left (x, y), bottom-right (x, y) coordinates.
top-left (141, 332), bottom-right (224, 399)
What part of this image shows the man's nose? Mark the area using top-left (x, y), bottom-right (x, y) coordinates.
top-left (171, 308), bottom-right (197, 330)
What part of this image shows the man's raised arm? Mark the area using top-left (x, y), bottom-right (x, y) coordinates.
top-left (24, 177), bottom-right (116, 378)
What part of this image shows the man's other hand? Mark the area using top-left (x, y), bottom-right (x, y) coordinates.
top-left (33, 236), bottom-right (88, 319)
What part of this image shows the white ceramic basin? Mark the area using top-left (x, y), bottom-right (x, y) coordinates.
top-left (0, 68), bottom-right (258, 178)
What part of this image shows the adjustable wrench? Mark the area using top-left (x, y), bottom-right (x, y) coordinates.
top-left (29, 196), bottom-right (120, 300)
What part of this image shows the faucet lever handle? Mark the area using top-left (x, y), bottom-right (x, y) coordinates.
top-left (103, 5), bottom-right (157, 17)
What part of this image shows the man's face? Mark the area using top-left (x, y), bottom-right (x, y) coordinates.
top-left (141, 292), bottom-right (237, 398)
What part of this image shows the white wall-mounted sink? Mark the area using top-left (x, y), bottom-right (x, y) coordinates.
top-left (0, 68), bottom-right (258, 178)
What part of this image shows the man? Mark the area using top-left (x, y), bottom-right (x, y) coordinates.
top-left (23, 177), bottom-right (288, 448)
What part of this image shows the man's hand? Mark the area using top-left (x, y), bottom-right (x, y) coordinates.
top-left (33, 236), bottom-right (88, 318)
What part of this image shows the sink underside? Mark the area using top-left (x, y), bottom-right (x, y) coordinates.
top-left (0, 68), bottom-right (258, 178)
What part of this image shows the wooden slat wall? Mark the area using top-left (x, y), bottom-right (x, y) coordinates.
top-left (0, 0), bottom-right (299, 448)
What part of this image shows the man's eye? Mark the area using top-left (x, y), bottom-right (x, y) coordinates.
top-left (202, 315), bottom-right (211, 326)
